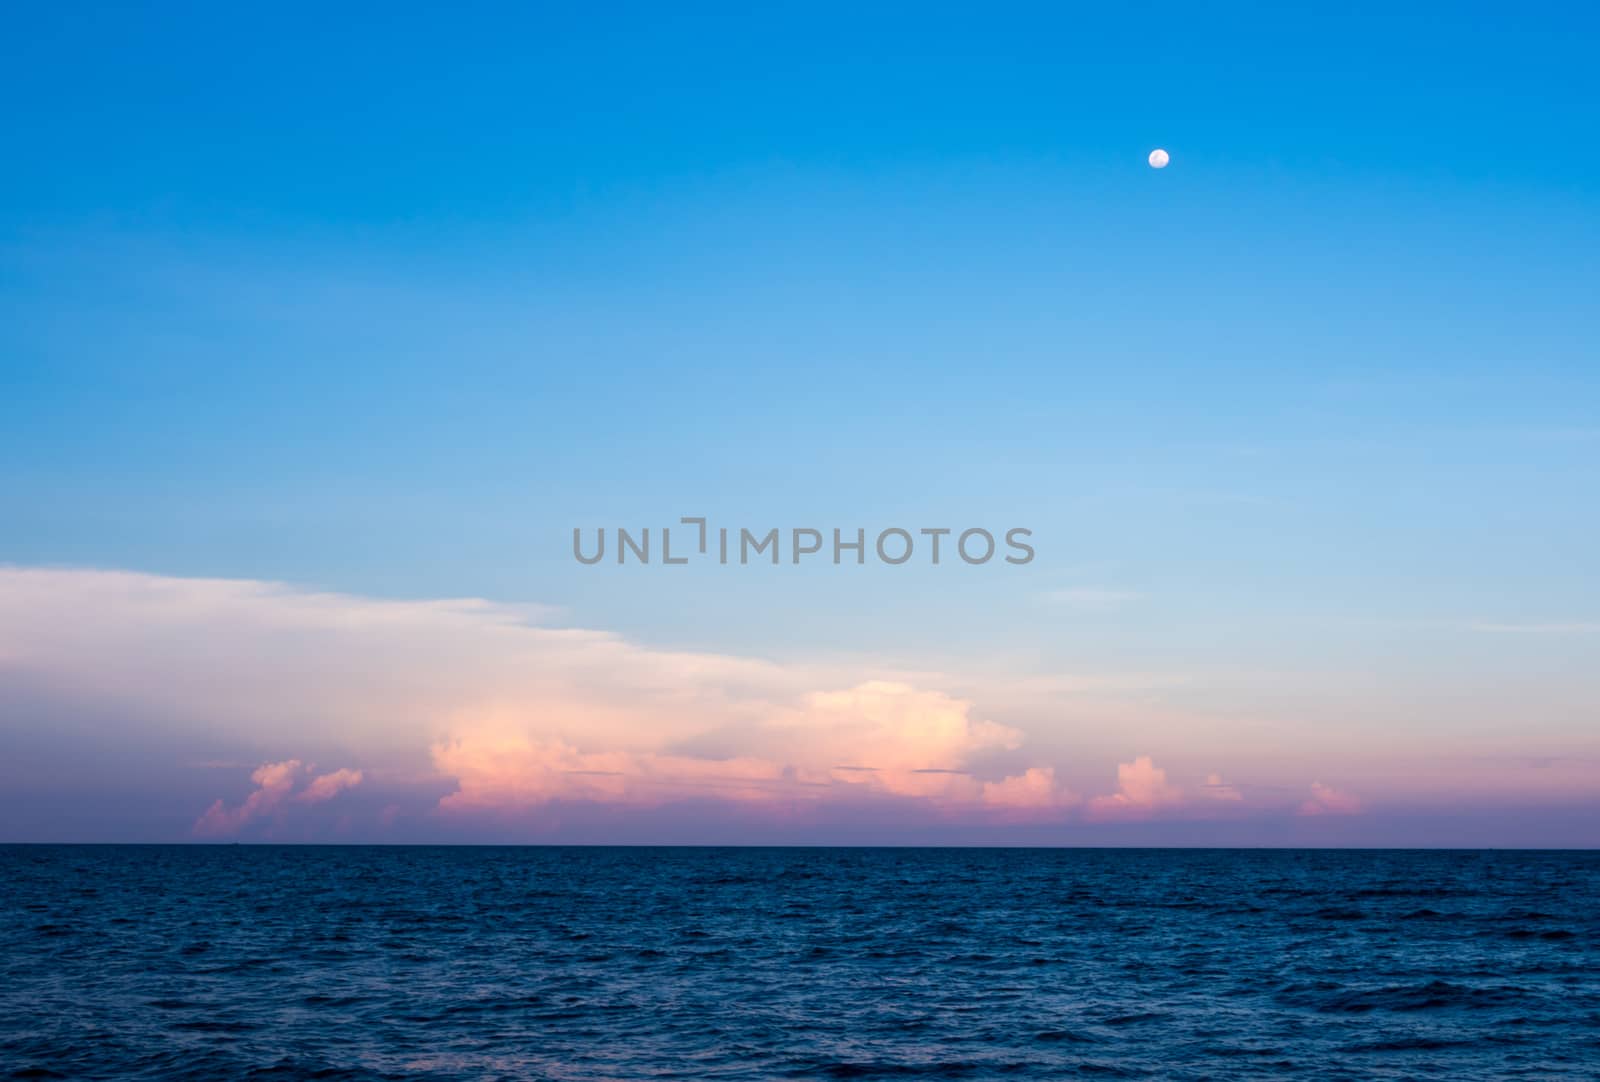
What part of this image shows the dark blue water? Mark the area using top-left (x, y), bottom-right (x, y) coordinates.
top-left (3, 847), bottom-right (1598, 1080)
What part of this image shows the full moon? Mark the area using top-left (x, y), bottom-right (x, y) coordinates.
top-left (1148, 148), bottom-right (1170, 169)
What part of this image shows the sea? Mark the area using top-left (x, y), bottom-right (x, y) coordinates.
top-left (2, 846), bottom-right (1597, 1080)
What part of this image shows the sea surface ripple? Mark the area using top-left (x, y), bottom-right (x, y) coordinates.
top-left (3, 847), bottom-right (1598, 1080)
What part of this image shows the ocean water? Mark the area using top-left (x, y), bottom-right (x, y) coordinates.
top-left (2, 847), bottom-right (1597, 1080)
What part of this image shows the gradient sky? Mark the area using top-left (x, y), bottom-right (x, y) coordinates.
top-left (2, 3), bottom-right (1597, 845)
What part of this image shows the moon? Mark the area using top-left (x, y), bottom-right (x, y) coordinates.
top-left (1148, 148), bottom-right (1170, 169)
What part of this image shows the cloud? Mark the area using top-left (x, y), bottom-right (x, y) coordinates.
top-left (431, 681), bottom-right (1074, 815)
top-left (1201, 772), bottom-right (1243, 801)
top-left (981, 767), bottom-right (1079, 816)
top-left (14, 565), bottom-right (1571, 841)
top-left (1087, 755), bottom-right (1183, 820)
top-left (432, 731), bottom-right (788, 811)
top-left (298, 767), bottom-right (364, 804)
top-left (193, 759), bottom-right (363, 836)
top-left (1298, 782), bottom-right (1362, 817)
top-left (0, 568), bottom-right (1075, 830)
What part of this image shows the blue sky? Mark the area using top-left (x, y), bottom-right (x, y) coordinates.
top-left (1, 4), bottom-right (1597, 842)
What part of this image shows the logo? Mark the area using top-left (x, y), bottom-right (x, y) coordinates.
top-left (574, 518), bottom-right (1034, 566)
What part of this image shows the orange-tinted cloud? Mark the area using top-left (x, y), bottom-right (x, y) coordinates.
top-left (431, 681), bottom-right (1075, 816)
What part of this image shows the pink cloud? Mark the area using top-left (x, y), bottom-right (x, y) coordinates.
top-left (193, 759), bottom-right (364, 836)
top-left (433, 737), bottom-right (788, 810)
top-left (1201, 772), bottom-right (1243, 801)
top-left (297, 767), bottom-right (364, 804)
top-left (432, 682), bottom-right (1075, 817)
top-left (16, 566), bottom-right (1565, 840)
top-left (1298, 781), bottom-right (1363, 816)
top-left (1087, 755), bottom-right (1183, 820)
top-left (981, 767), bottom-right (1079, 817)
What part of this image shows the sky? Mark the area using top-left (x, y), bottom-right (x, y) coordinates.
top-left (1, 3), bottom-right (1597, 845)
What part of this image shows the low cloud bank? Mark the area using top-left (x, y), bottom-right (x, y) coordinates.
top-left (0, 567), bottom-right (1391, 839)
